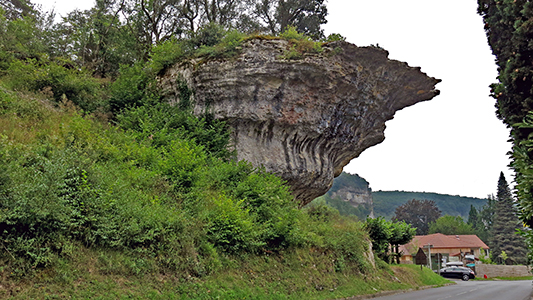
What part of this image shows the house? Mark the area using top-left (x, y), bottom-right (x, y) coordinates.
top-left (398, 233), bottom-right (489, 270)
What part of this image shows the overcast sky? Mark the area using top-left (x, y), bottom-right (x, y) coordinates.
top-left (323, 0), bottom-right (511, 198)
top-left (33, 0), bottom-right (511, 198)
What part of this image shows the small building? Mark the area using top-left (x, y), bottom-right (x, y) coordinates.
top-left (398, 233), bottom-right (489, 271)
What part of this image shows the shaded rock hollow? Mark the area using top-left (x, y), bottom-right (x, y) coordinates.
top-left (159, 38), bottom-right (440, 206)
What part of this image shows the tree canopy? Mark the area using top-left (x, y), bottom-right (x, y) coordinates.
top-left (0, 0), bottom-right (329, 78)
top-left (392, 199), bottom-right (441, 235)
top-left (364, 217), bottom-right (416, 263)
top-left (429, 215), bottom-right (475, 235)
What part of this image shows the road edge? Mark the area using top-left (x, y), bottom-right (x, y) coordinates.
top-left (334, 282), bottom-right (457, 300)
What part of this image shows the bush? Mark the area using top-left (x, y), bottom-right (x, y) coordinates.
top-left (108, 62), bottom-right (159, 113)
top-left (148, 38), bottom-right (186, 75)
top-left (206, 195), bottom-right (263, 254)
top-left (279, 26), bottom-right (323, 60)
top-left (117, 102), bottom-right (233, 159)
top-left (5, 59), bottom-right (103, 112)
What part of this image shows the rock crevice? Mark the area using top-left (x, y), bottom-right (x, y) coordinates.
top-left (159, 39), bottom-right (440, 206)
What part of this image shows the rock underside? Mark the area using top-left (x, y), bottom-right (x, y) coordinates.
top-left (159, 38), bottom-right (440, 206)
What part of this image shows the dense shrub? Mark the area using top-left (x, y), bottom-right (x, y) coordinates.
top-left (0, 26), bottom-right (376, 280)
top-left (117, 102), bottom-right (233, 160)
top-left (4, 59), bottom-right (103, 112)
top-left (108, 62), bottom-right (158, 113)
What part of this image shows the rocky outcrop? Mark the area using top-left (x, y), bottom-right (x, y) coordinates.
top-left (159, 38), bottom-right (440, 206)
top-left (328, 172), bottom-right (374, 217)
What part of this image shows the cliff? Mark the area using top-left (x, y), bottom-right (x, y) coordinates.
top-left (159, 38), bottom-right (440, 206)
top-left (326, 172), bottom-right (374, 218)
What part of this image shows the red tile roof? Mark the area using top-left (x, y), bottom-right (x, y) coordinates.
top-left (399, 233), bottom-right (489, 255)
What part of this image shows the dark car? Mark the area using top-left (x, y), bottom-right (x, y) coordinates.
top-left (438, 267), bottom-right (476, 281)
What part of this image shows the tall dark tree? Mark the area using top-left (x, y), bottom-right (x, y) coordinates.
top-left (491, 172), bottom-right (528, 265)
top-left (467, 205), bottom-right (479, 229)
top-left (480, 194), bottom-right (495, 232)
top-left (392, 199), bottom-right (441, 235)
top-left (478, 0), bottom-right (533, 261)
top-left (477, 0), bottom-right (533, 138)
top-left (468, 203), bottom-right (491, 244)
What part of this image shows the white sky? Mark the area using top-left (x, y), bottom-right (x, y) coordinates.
top-left (33, 0), bottom-right (511, 198)
top-left (323, 0), bottom-right (512, 199)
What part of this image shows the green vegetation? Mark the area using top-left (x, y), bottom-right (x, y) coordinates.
top-left (0, 251), bottom-right (450, 299)
top-left (392, 199), bottom-right (441, 235)
top-left (0, 1), bottom-right (442, 298)
top-left (0, 75), bottom-right (383, 288)
top-left (373, 191), bottom-right (488, 220)
top-left (429, 216), bottom-right (476, 235)
top-left (490, 173), bottom-right (527, 265)
top-left (364, 217), bottom-right (416, 263)
top-left (477, 0), bottom-right (533, 265)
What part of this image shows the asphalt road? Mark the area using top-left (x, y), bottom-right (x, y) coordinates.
top-left (372, 280), bottom-right (532, 300)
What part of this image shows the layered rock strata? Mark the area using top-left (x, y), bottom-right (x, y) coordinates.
top-left (159, 38), bottom-right (440, 206)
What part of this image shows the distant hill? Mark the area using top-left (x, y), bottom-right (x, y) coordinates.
top-left (373, 191), bottom-right (488, 220)
top-left (311, 172), bottom-right (488, 220)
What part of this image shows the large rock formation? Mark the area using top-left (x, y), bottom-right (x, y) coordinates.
top-left (327, 172), bottom-right (374, 218)
top-left (159, 38), bottom-right (440, 206)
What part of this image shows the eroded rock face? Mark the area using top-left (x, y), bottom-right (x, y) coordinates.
top-left (159, 38), bottom-right (440, 206)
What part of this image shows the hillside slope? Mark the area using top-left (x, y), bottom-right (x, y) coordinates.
top-left (314, 172), bottom-right (488, 220)
top-left (373, 191), bottom-right (487, 220)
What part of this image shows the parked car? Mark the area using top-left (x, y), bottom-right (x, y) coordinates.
top-left (438, 267), bottom-right (475, 281)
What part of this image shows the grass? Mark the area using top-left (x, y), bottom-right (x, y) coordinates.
top-left (0, 247), bottom-right (451, 300)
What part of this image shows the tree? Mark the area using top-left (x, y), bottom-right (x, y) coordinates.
top-left (254, 0), bottom-right (327, 39)
top-left (467, 205), bottom-right (479, 229)
top-left (491, 172), bottom-right (528, 265)
top-left (478, 1), bottom-right (533, 247)
top-left (0, 0), bottom-right (37, 20)
top-left (478, 0), bottom-right (533, 138)
top-left (479, 194), bottom-right (495, 232)
top-left (364, 217), bottom-right (415, 263)
top-left (393, 199), bottom-right (441, 235)
top-left (429, 215), bottom-right (475, 235)
top-left (364, 217), bottom-right (391, 260)
top-left (389, 221), bottom-right (416, 264)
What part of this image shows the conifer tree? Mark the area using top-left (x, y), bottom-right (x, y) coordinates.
top-left (491, 172), bottom-right (528, 264)
top-left (467, 205), bottom-right (479, 229)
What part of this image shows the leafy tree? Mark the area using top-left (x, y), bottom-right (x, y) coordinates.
top-left (429, 215), bottom-right (475, 235)
top-left (364, 217), bottom-right (391, 260)
top-left (0, 7), bottom-right (47, 69)
top-left (124, 0), bottom-right (184, 50)
top-left (393, 199), bottom-right (441, 235)
top-left (0, 0), bottom-right (37, 20)
top-left (389, 221), bottom-right (416, 264)
top-left (254, 0), bottom-right (327, 39)
top-left (491, 172), bottom-right (528, 265)
top-left (364, 217), bottom-right (415, 263)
